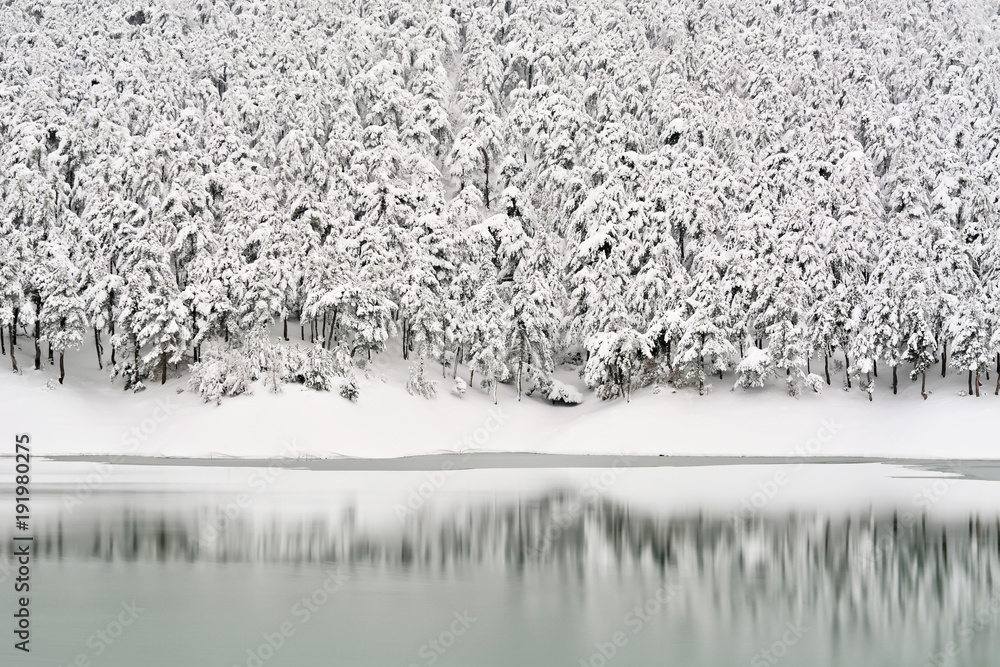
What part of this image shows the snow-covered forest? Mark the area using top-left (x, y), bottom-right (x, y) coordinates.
top-left (2, 0), bottom-right (1000, 405)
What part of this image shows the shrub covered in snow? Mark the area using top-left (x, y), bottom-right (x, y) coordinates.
top-left (452, 377), bottom-right (468, 397)
top-left (188, 341), bottom-right (260, 405)
top-left (189, 336), bottom-right (355, 403)
top-left (547, 379), bottom-right (583, 405)
top-left (406, 359), bottom-right (438, 399)
top-left (734, 347), bottom-right (772, 390)
top-left (339, 378), bottom-right (360, 402)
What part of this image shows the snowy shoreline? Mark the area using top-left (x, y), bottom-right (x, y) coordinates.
top-left (3, 341), bottom-right (999, 461)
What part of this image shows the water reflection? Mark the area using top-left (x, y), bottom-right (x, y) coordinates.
top-left (3, 473), bottom-right (999, 667)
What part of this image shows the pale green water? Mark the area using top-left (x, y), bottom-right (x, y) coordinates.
top-left (2, 461), bottom-right (999, 666)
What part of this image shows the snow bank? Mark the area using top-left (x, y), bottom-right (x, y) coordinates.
top-left (1, 336), bottom-right (998, 461)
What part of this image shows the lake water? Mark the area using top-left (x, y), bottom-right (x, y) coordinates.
top-left (1, 457), bottom-right (999, 666)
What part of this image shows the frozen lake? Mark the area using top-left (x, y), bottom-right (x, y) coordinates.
top-left (1, 457), bottom-right (999, 666)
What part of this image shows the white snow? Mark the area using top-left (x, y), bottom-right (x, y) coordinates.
top-left (1, 337), bottom-right (997, 461)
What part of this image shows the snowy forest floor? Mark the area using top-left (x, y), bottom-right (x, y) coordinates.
top-left (1, 327), bottom-right (998, 461)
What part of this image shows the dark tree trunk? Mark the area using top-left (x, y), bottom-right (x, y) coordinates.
top-left (968, 370), bottom-right (973, 396)
top-left (975, 372), bottom-right (981, 397)
top-left (59, 351), bottom-right (65, 384)
top-left (8, 323), bottom-right (17, 372)
top-left (10, 307), bottom-right (17, 344)
top-left (845, 352), bottom-right (851, 388)
top-left (516, 335), bottom-right (524, 401)
top-left (283, 318), bottom-right (288, 341)
top-left (469, 369), bottom-right (474, 387)
top-left (807, 358), bottom-right (811, 375)
top-left (942, 343), bottom-right (947, 377)
top-left (48, 342), bottom-right (53, 365)
top-left (94, 326), bottom-right (103, 370)
top-left (873, 362), bottom-right (877, 378)
top-left (33, 319), bottom-right (41, 370)
top-left (481, 149), bottom-right (491, 208)
top-left (995, 372), bottom-right (1000, 396)
top-left (921, 372), bottom-right (927, 399)
top-left (324, 312), bottom-right (335, 350)
top-left (824, 354), bottom-right (830, 385)
top-left (0, 324), bottom-right (4, 356)
top-left (161, 352), bottom-right (168, 385)
top-left (301, 324), bottom-right (305, 341)
top-left (892, 365), bottom-right (897, 395)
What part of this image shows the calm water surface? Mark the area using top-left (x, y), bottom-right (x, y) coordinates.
top-left (1, 458), bottom-right (998, 666)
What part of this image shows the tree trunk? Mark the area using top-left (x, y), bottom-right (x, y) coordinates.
top-left (453, 347), bottom-right (461, 379)
top-left (967, 370), bottom-right (973, 396)
top-left (33, 319), bottom-right (41, 370)
top-left (921, 371), bottom-right (927, 399)
top-left (469, 369), bottom-right (474, 387)
top-left (283, 318), bottom-right (288, 341)
top-left (59, 351), bottom-right (65, 384)
top-left (975, 372), bottom-right (981, 397)
top-left (481, 149), bottom-right (491, 208)
top-left (845, 352), bottom-right (851, 388)
top-left (48, 342), bottom-right (53, 365)
top-left (867, 373), bottom-right (873, 401)
top-left (324, 312), bottom-right (336, 350)
top-left (94, 326), bottom-right (103, 370)
top-left (873, 362), bottom-right (877, 378)
top-left (11, 307), bottom-right (17, 344)
top-left (161, 351), bottom-right (168, 385)
top-left (941, 343), bottom-right (947, 377)
top-left (516, 335), bottom-right (524, 401)
top-left (892, 365), bottom-right (897, 395)
top-left (300, 324), bottom-right (305, 341)
top-left (8, 323), bottom-right (17, 373)
top-left (995, 372), bottom-right (1000, 396)
top-left (0, 324), bottom-right (4, 356)
top-left (824, 354), bottom-right (830, 385)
